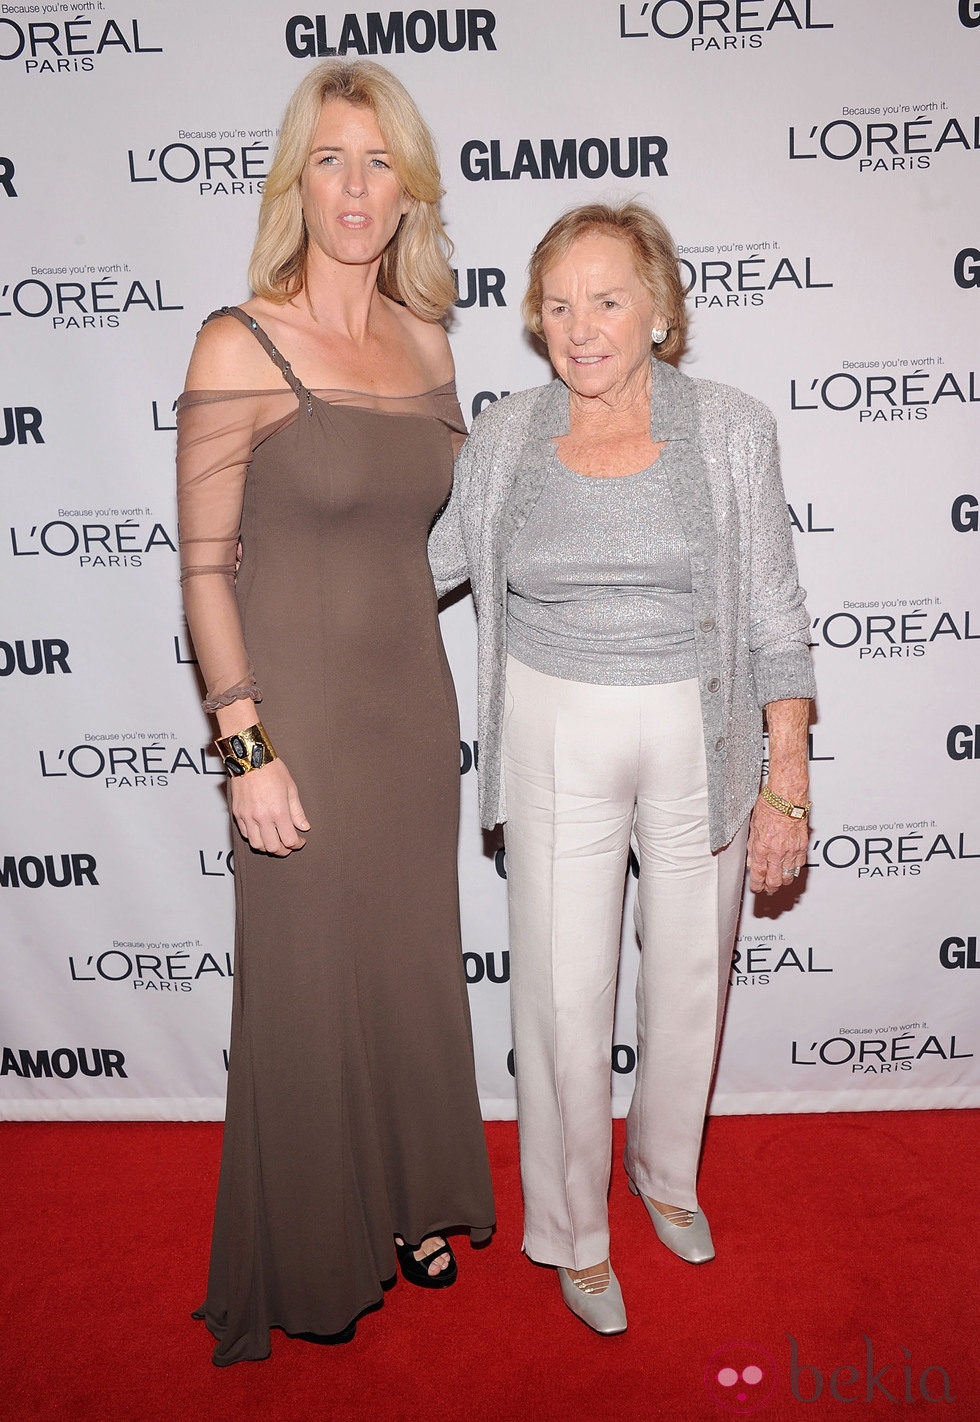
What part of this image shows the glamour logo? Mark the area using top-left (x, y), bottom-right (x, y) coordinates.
top-left (0, 155), bottom-right (15, 196)
top-left (507, 1044), bottom-right (638, 1077)
top-left (0, 853), bottom-right (97, 889)
top-left (127, 138), bottom-right (271, 197)
top-left (940, 935), bottom-right (979, 968)
top-left (947, 724), bottom-right (980, 759)
top-left (730, 935), bottom-right (831, 986)
top-left (951, 493), bottom-right (978, 531)
top-left (459, 740), bottom-right (479, 775)
top-left (0, 405), bottom-right (42, 444)
top-left (471, 390), bottom-right (510, 419)
top-left (0, 638), bottom-right (69, 676)
top-left (285, 9), bottom-right (497, 56)
top-left (0, 1047), bottom-right (127, 1078)
top-left (810, 603), bottom-right (978, 659)
top-left (463, 951), bottom-right (509, 984)
top-left (954, 247), bottom-right (980, 287)
top-left (453, 268), bottom-right (505, 308)
top-left (678, 248), bottom-right (832, 309)
top-left (38, 738), bottom-right (224, 789)
top-left (789, 106), bottom-right (979, 172)
top-left (9, 515), bottom-right (176, 569)
top-left (0, 15), bottom-right (161, 73)
top-left (791, 1029), bottom-right (972, 1073)
top-left (460, 135), bottom-right (667, 182)
top-left (960, 0), bottom-right (980, 26)
top-left (0, 272), bottom-right (182, 330)
top-left (68, 943), bottom-right (233, 990)
top-left (789, 363), bottom-right (978, 421)
top-left (619, 0), bottom-right (832, 48)
top-left (806, 824), bottom-right (979, 878)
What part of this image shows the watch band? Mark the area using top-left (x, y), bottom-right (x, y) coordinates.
top-left (760, 783), bottom-right (811, 820)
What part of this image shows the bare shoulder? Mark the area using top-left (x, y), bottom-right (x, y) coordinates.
top-left (183, 306), bottom-right (274, 392)
top-left (385, 299), bottom-right (455, 388)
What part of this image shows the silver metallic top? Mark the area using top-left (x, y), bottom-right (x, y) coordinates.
top-left (506, 449), bottom-right (697, 684)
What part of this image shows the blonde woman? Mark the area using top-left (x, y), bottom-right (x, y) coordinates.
top-left (177, 60), bottom-right (493, 1365)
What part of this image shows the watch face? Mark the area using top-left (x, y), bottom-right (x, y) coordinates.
top-left (789, 806), bottom-right (805, 818)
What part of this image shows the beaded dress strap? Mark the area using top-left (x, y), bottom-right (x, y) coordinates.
top-left (205, 305), bottom-right (307, 400)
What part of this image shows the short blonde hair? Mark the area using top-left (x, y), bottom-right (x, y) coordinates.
top-left (522, 201), bottom-right (688, 365)
top-left (249, 60), bottom-right (455, 321)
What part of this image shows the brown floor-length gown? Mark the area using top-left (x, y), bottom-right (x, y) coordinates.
top-left (177, 307), bottom-right (494, 1366)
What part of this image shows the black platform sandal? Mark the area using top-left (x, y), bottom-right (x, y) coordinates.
top-left (394, 1235), bottom-right (458, 1290)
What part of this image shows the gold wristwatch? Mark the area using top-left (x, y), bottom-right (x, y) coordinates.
top-left (760, 784), bottom-right (811, 820)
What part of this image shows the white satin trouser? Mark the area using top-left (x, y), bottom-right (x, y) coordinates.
top-left (502, 656), bottom-right (749, 1270)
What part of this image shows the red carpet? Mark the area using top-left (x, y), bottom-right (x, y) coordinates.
top-left (2, 1113), bottom-right (977, 1421)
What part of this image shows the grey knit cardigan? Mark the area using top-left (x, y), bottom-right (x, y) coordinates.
top-left (428, 357), bottom-right (816, 851)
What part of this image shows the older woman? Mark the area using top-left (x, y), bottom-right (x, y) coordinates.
top-left (177, 60), bottom-right (493, 1364)
top-left (430, 201), bottom-right (814, 1334)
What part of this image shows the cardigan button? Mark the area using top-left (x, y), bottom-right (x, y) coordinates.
top-left (706, 677), bottom-right (720, 693)
top-left (700, 617), bottom-right (716, 632)
top-left (715, 737), bottom-right (725, 752)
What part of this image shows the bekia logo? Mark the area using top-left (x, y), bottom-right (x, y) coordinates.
top-left (705, 1334), bottom-right (954, 1409)
top-left (460, 134), bottom-right (667, 182)
top-left (9, 507), bottom-right (175, 569)
top-left (0, 267), bottom-right (182, 330)
top-left (0, 14), bottom-right (161, 74)
top-left (38, 732), bottom-right (223, 789)
top-left (789, 101), bottom-right (979, 172)
top-left (68, 940), bottom-right (233, 992)
top-left (619, 0), bottom-right (832, 50)
top-left (811, 599), bottom-right (978, 660)
top-left (127, 132), bottom-right (274, 197)
top-left (285, 9), bottom-right (497, 56)
top-left (730, 932), bottom-right (831, 987)
top-left (789, 356), bottom-right (978, 423)
top-left (791, 1025), bottom-right (972, 1074)
top-left (678, 241), bottom-right (832, 310)
top-left (807, 821), bottom-right (979, 879)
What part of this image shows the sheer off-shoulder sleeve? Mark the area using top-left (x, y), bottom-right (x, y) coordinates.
top-left (176, 389), bottom-right (270, 712)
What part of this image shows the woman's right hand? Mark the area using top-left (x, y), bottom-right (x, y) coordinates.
top-left (229, 758), bottom-right (310, 855)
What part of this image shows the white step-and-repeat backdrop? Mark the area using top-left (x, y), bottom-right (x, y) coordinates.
top-left (2, 0), bottom-right (977, 1119)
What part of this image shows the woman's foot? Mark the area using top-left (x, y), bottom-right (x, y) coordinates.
top-left (394, 1235), bottom-right (458, 1288)
top-left (627, 1179), bottom-right (715, 1264)
top-left (557, 1259), bottom-right (627, 1335)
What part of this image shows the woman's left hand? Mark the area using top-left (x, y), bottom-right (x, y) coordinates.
top-left (746, 794), bottom-right (809, 894)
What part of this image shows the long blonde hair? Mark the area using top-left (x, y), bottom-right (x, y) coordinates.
top-left (249, 60), bottom-right (455, 322)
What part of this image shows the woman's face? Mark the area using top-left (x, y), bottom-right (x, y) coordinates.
top-left (539, 232), bottom-right (664, 404)
top-left (300, 98), bottom-right (410, 269)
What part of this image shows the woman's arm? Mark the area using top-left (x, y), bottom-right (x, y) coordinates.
top-left (738, 404), bottom-right (815, 892)
top-left (747, 696), bottom-right (810, 894)
top-left (178, 319), bottom-right (309, 855)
